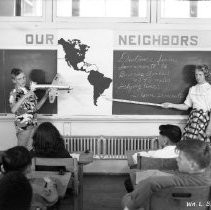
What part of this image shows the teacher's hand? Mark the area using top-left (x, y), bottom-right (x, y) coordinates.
top-left (162, 102), bottom-right (173, 109)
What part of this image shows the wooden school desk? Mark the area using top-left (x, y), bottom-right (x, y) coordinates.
top-left (77, 151), bottom-right (94, 187)
top-left (74, 151), bottom-right (94, 210)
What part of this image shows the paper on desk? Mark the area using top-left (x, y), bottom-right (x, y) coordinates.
top-left (70, 153), bottom-right (80, 161)
top-left (136, 169), bottom-right (172, 184)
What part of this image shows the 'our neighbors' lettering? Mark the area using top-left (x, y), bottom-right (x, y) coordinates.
top-left (26, 34), bottom-right (54, 44)
top-left (119, 34), bottom-right (198, 46)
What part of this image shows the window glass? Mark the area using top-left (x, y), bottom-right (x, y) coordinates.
top-left (197, 1), bottom-right (211, 18)
top-left (80, 0), bottom-right (105, 17)
top-left (57, 0), bottom-right (72, 17)
top-left (105, 0), bottom-right (131, 17)
top-left (0, 0), bottom-right (42, 16)
top-left (56, 0), bottom-right (147, 18)
top-left (22, 0), bottom-right (42, 16)
top-left (161, 0), bottom-right (211, 18)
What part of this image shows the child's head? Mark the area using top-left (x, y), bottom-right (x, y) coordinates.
top-left (158, 124), bottom-right (181, 147)
top-left (11, 68), bottom-right (26, 88)
top-left (176, 139), bottom-right (211, 173)
top-left (32, 122), bottom-right (66, 155)
top-left (1, 146), bottom-right (32, 174)
top-left (0, 171), bottom-right (32, 210)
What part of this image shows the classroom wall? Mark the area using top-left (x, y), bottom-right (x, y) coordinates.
top-left (0, 21), bottom-right (210, 172)
top-left (0, 119), bottom-right (17, 150)
top-left (0, 116), bottom-right (186, 173)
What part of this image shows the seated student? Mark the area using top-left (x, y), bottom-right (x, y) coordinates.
top-left (132, 124), bottom-right (182, 164)
top-left (125, 124), bottom-right (181, 193)
top-left (31, 122), bottom-right (71, 158)
top-left (0, 146), bottom-right (58, 209)
top-left (122, 139), bottom-right (211, 210)
top-left (0, 171), bottom-right (32, 210)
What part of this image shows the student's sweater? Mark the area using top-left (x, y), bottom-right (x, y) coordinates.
top-left (122, 171), bottom-right (211, 210)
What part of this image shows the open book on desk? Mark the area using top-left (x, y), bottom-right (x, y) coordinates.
top-left (70, 153), bottom-right (80, 161)
top-left (136, 169), bottom-right (173, 184)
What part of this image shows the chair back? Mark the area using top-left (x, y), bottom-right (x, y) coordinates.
top-left (31, 157), bottom-right (79, 196)
top-left (126, 137), bottom-right (160, 169)
top-left (148, 186), bottom-right (211, 210)
top-left (137, 155), bottom-right (178, 170)
top-left (31, 157), bottom-right (77, 172)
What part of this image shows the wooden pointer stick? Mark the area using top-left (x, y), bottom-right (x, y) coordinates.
top-left (105, 98), bottom-right (163, 107)
top-left (30, 81), bottom-right (71, 91)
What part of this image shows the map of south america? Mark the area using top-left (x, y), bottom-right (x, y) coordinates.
top-left (58, 38), bottom-right (112, 105)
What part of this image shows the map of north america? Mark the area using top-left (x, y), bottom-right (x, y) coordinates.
top-left (58, 38), bottom-right (112, 105)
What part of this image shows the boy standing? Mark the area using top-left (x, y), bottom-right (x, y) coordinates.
top-left (122, 139), bottom-right (211, 210)
top-left (9, 68), bottom-right (49, 150)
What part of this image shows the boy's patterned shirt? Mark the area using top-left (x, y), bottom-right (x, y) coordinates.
top-left (9, 87), bottom-right (38, 132)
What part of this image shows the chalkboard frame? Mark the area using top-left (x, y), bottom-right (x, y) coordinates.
top-left (113, 50), bottom-right (211, 115)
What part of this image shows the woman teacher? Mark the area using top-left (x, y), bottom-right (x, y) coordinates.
top-left (162, 65), bottom-right (211, 141)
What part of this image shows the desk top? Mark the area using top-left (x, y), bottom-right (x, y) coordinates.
top-left (79, 152), bottom-right (94, 165)
top-left (29, 171), bottom-right (71, 197)
top-left (71, 151), bottom-right (94, 165)
top-left (0, 150), bottom-right (94, 165)
top-left (126, 150), bottom-right (140, 169)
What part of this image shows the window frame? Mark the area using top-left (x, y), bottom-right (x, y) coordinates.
top-left (0, 0), bottom-right (211, 24)
top-left (53, 0), bottom-right (151, 23)
top-left (157, 0), bottom-right (211, 24)
top-left (0, 0), bottom-right (46, 22)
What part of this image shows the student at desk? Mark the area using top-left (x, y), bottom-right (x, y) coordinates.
top-left (132, 124), bottom-right (182, 164)
top-left (31, 122), bottom-right (71, 158)
top-left (122, 140), bottom-right (211, 210)
top-left (0, 171), bottom-right (32, 210)
top-left (0, 146), bottom-right (58, 209)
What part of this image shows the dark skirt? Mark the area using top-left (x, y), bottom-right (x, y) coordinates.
top-left (182, 109), bottom-right (210, 142)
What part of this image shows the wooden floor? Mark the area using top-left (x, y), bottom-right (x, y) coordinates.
top-left (59, 174), bottom-right (128, 210)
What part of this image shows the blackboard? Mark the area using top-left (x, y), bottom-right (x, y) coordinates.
top-left (113, 50), bottom-right (211, 115)
top-left (0, 49), bottom-right (57, 114)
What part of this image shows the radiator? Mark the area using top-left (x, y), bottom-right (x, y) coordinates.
top-left (64, 136), bottom-right (158, 159)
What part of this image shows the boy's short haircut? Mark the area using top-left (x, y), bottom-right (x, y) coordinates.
top-left (159, 124), bottom-right (182, 144)
top-left (176, 139), bottom-right (211, 169)
top-left (1, 146), bottom-right (32, 173)
top-left (0, 171), bottom-right (32, 210)
top-left (11, 68), bottom-right (23, 79)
